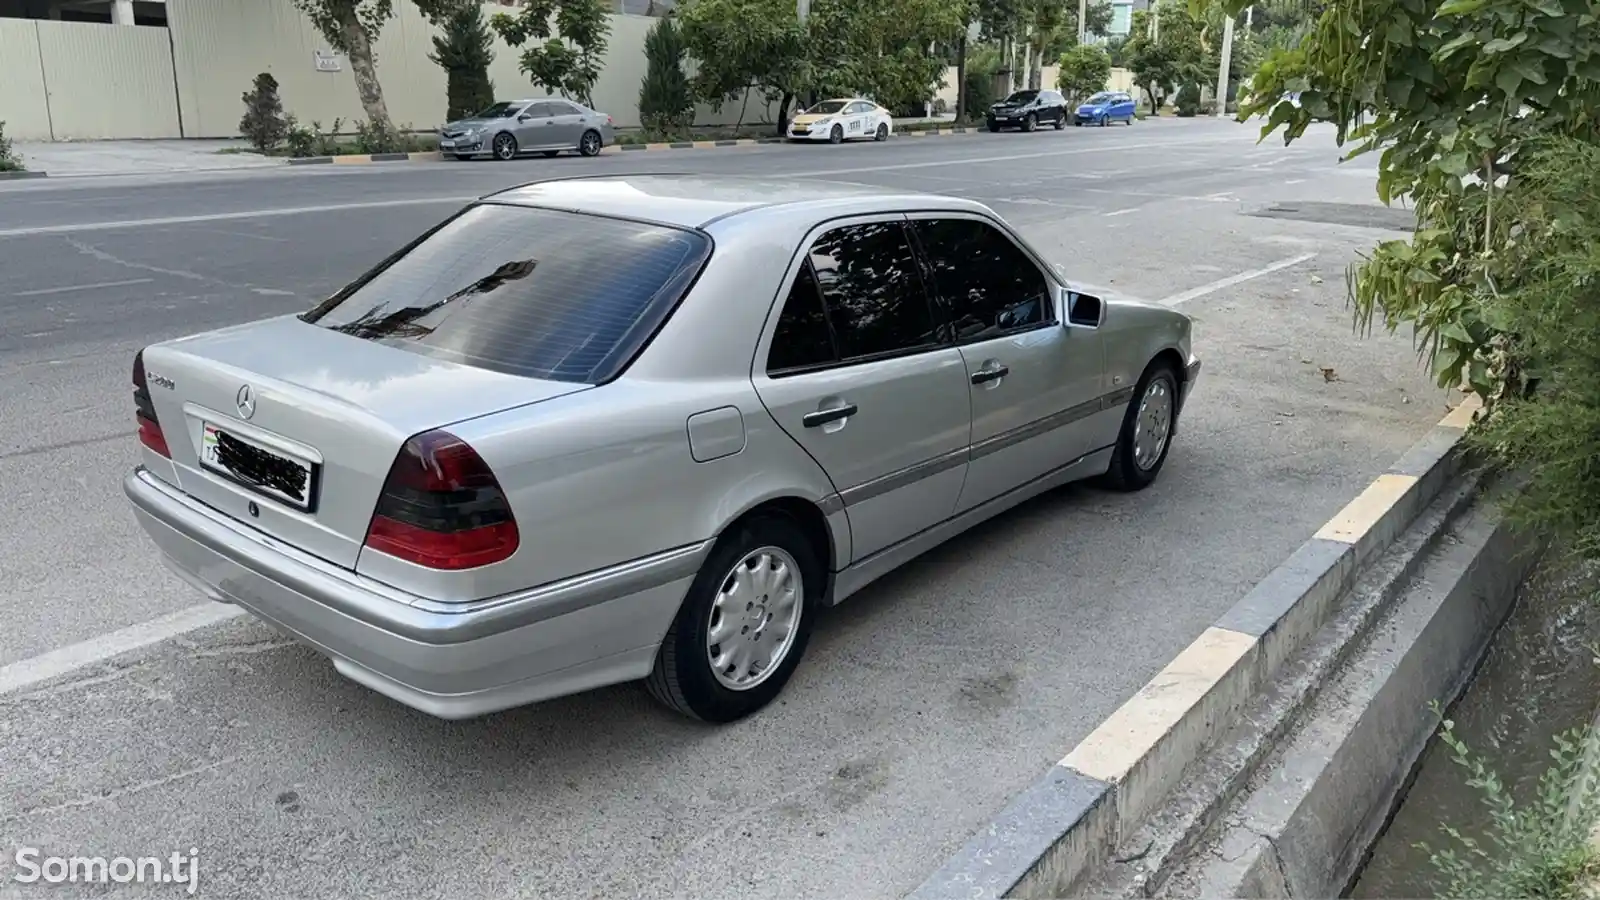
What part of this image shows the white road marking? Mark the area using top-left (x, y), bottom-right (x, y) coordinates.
top-left (0, 196), bottom-right (478, 238)
top-left (13, 277), bottom-right (153, 297)
top-left (1159, 253), bottom-right (1319, 306)
top-left (1103, 207), bottom-right (1140, 217)
top-left (0, 602), bottom-right (245, 697)
top-left (0, 136), bottom-right (1246, 239)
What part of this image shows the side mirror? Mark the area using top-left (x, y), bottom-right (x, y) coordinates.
top-left (1067, 291), bottom-right (1103, 327)
top-left (517, 113), bottom-right (533, 122)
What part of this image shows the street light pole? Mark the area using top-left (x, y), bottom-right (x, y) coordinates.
top-left (1214, 12), bottom-right (1235, 118)
top-left (796, 0), bottom-right (809, 23)
top-left (1078, 0), bottom-right (1088, 44)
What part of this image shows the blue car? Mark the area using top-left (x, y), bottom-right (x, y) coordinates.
top-left (1074, 91), bottom-right (1137, 126)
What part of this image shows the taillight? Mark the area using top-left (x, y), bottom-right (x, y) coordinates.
top-left (363, 430), bottom-right (520, 571)
top-left (606, 115), bottom-right (614, 126)
top-left (132, 349), bottom-right (170, 458)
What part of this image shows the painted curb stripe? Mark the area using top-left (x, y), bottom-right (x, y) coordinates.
top-left (907, 396), bottom-right (1482, 899)
top-left (0, 170), bottom-right (48, 179)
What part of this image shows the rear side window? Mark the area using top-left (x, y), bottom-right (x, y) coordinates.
top-left (768, 261), bottom-right (838, 373)
top-left (301, 204), bottom-right (711, 384)
top-left (911, 218), bottom-right (1054, 341)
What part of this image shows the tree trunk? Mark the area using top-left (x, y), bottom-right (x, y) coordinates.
top-left (735, 86), bottom-right (751, 131)
top-left (1028, 34), bottom-right (1043, 90)
top-left (776, 91), bottom-right (793, 136)
top-left (337, 10), bottom-right (391, 131)
top-left (954, 31), bottom-right (968, 121)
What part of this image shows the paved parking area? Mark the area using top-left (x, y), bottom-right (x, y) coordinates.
top-left (0, 119), bottom-right (1450, 899)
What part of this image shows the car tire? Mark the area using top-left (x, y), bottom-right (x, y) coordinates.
top-left (987, 120), bottom-right (1001, 132)
top-left (540, 150), bottom-right (560, 158)
top-left (645, 513), bottom-right (822, 723)
top-left (874, 122), bottom-right (889, 142)
top-left (829, 124), bottom-right (844, 144)
top-left (1100, 359), bottom-right (1182, 493)
top-left (1023, 113), bottom-right (1038, 132)
top-left (578, 129), bottom-right (603, 157)
top-left (1053, 114), bottom-right (1066, 130)
top-left (491, 132), bottom-right (518, 160)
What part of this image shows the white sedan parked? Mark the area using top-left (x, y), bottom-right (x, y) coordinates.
top-left (786, 98), bottom-right (894, 144)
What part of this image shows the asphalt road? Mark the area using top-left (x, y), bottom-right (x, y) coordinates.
top-left (0, 119), bottom-right (1451, 899)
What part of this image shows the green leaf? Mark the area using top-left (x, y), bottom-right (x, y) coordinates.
top-left (1482, 34), bottom-right (1527, 53)
top-left (1436, 31), bottom-right (1481, 59)
top-left (1441, 320), bottom-right (1474, 343)
top-left (1526, 0), bottom-right (1563, 15)
top-left (1495, 64), bottom-right (1524, 96)
top-left (1438, 149), bottom-right (1472, 175)
top-left (1437, 0), bottom-right (1489, 15)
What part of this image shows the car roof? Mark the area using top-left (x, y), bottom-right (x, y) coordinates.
top-left (481, 174), bottom-right (975, 229)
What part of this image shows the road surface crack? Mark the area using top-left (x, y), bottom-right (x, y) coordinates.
top-left (1, 755), bottom-right (248, 825)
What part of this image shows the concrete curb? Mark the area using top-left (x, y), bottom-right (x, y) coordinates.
top-left (907, 393), bottom-right (1485, 900)
top-left (280, 127), bottom-right (985, 166)
top-left (0, 169), bottom-right (48, 180)
top-left (1188, 484), bottom-right (1538, 898)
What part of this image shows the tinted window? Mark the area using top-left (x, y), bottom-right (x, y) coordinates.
top-left (524, 102), bottom-right (555, 117)
top-left (301, 204), bottom-right (711, 384)
top-left (767, 261), bottom-right (838, 374)
top-left (808, 222), bottom-right (937, 360)
top-left (911, 218), bottom-right (1054, 341)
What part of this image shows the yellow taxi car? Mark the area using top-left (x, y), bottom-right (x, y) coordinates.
top-left (786, 98), bottom-right (894, 144)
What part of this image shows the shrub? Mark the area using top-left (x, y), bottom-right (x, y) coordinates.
top-left (1422, 715), bottom-right (1600, 899)
top-left (354, 118), bottom-right (402, 154)
top-left (429, 2), bottom-right (496, 123)
top-left (286, 117), bottom-right (343, 158)
top-left (238, 72), bottom-right (289, 153)
top-left (0, 121), bottom-right (22, 172)
top-left (637, 14), bottom-right (694, 137)
top-left (1174, 83), bottom-right (1200, 117)
top-left (1057, 43), bottom-right (1113, 106)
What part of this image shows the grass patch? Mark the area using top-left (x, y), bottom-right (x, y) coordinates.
top-left (613, 124), bottom-right (779, 145)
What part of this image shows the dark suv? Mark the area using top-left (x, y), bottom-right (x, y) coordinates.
top-left (986, 89), bottom-right (1068, 132)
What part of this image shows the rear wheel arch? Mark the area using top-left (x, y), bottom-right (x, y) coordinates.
top-left (722, 496), bottom-right (838, 578)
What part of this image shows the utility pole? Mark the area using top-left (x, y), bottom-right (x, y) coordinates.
top-left (1214, 12), bottom-right (1235, 118)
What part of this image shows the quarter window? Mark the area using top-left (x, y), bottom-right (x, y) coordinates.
top-left (808, 222), bottom-right (938, 360)
top-left (911, 218), bottom-right (1054, 341)
top-left (768, 261), bottom-right (838, 373)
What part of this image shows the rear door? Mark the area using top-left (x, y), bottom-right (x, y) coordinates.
top-left (846, 101), bottom-right (873, 138)
top-left (752, 216), bottom-right (971, 564)
top-left (544, 100), bottom-right (587, 147)
top-left (907, 213), bottom-right (1108, 513)
top-left (1115, 93), bottom-right (1136, 120)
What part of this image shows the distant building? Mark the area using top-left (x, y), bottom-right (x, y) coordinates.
top-left (0, 0), bottom-right (165, 25)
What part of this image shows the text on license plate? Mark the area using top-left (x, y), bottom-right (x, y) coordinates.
top-left (200, 423), bottom-right (314, 510)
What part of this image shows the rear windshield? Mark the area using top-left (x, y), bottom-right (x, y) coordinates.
top-left (300, 204), bottom-right (711, 384)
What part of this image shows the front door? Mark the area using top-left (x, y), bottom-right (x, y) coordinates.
top-left (752, 216), bottom-right (972, 563)
top-left (514, 101), bottom-right (556, 147)
top-left (907, 214), bottom-right (1109, 512)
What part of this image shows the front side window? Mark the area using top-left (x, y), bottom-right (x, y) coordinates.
top-left (911, 218), bottom-right (1054, 341)
top-left (807, 222), bottom-right (938, 361)
top-left (301, 204), bottom-right (711, 384)
top-left (474, 102), bottom-right (519, 119)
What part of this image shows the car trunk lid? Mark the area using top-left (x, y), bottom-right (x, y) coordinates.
top-left (140, 314), bottom-right (590, 570)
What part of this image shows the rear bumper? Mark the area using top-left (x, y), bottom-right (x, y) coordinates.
top-left (123, 467), bottom-right (706, 719)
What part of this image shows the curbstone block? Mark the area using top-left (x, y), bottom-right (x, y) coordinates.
top-left (907, 395), bottom-right (1485, 899)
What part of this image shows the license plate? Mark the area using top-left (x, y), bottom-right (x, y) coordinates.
top-left (440, 140), bottom-right (456, 148)
top-left (200, 423), bottom-right (315, 511)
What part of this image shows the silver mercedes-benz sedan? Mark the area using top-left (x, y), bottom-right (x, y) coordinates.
top-left (124, 175), bottom-right (1201, 724)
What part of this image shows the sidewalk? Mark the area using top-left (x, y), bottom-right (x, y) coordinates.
top-left (10, 139), bottom-right (281, 177)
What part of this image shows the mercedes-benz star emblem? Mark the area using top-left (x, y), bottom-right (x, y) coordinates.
top-left (235, 384), bottom-right (256, 420)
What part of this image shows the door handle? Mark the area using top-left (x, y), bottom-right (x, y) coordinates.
top-left (803, 403), bottom-right (858, 428)
top-left (971, 366), bottom-right (1010, 385)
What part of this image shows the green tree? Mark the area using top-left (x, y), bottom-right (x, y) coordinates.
top-left (806, 0), bottom-right (968, 110)
top-left (239, 72), bottom-right (290, 152)
top-left (289, 0), bottom-right (460, 140)
top-left (1124, 4), bottom-right (1206, 113)
top-left (678, 0), bottom-right (809, 133)
top-left (491, 0), bottom-right (612, 109)
top-left (1056, 42), bottom-right (1112, 105)
top-left (1215, 0), bottom-right (1600, 405)
top-left (429, 1), bottom-right (497, 122)
top-left (638, 14), bottom-right (694, 136)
